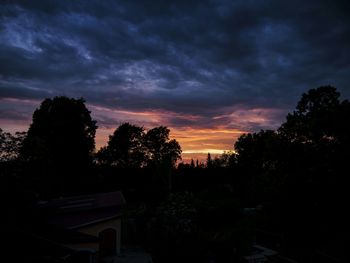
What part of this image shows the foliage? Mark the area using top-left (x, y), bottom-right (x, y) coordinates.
top-left (97, 124), bottom-right (182, 169)
top-left (206, 153), bottom-right (212, 168)
top-left (232, 86), bottom-right (350, 260)
top-left (21, 96), bottom-right (97, 164)
top-left (0, 129), bottom-right (26, 162)
top-left (212, 151), bottom-right (236, 168)
top-left (18, 96), bottom-right (97, 197)
top-left (97, 123), bottom-right (146, 168)
top-left (235, 130), bottom-right (285, 170)
top-left (156, 192), bottom-right (197, 235)
top-left (234, 130), bottom-right (287, 204)
top-left (279, 86), bottom-right (341, 143)
top-left (144, 126), bottom-right (182, 167)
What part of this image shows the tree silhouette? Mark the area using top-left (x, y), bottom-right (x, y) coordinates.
top-left (206, 153), bottom-right (212, 168)
top-left (97, 123), bottom-right (146, 168)
top-left (279, 86), bottom-right (341, 143)
top-left (231, 86), bottom-right (350, 259)
top-left (144, 126), bottom-right (182, 168)
top-left (234, 130), bottom-right (286, 204)
top-left (275, 86), bottom-right (350, 254)
top-left (211, 151), bottom-right (236, 168)
top-left (20, 96), bottom-right (97, 197)
top-left (190, 159), bottom-right (195, 169)
top-left (22, 97), bottom-right (96, 162)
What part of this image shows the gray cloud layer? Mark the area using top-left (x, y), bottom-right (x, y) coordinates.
top-left (1, 0), bottom-right (350, 131)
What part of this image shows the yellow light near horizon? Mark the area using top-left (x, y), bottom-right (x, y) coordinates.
top-left (169, 126), bottom-right (244, 156)
top-left (182, 149), bottom-right (230, 154)
top-left (90, 103), bottom-right (249, 159)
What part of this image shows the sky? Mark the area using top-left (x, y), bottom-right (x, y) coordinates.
top-left (1, 0), bottom-right (350, 162)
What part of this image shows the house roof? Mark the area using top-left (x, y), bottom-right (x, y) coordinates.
top-left (38, 191), bottom-right (126, 211)
top-left (37, 191), bottom-right (126, 229)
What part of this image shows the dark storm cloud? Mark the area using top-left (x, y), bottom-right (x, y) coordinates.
top-left (0, 84), bottom-right (50, 100)
top-left (1, 0), bottom-right (350, 131)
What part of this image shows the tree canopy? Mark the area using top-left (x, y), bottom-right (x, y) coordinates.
top-left (19, 97), bottom-right (97, 197)
top-left (144, 126), bottom-right (182, 168)
top-left (97, 124), bottom-right (182, 169)
top-left (278, 86), bottom-right (342, 143)
top-left (21, 96), bottom-right (97, 164)
top-left (96, 123), bottom-right (146, 168)
top-left (232, 86), bottom-right (350, 257)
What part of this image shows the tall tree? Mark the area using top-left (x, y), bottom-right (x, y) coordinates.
top-left (233, 86), bottom-right (350, 255)
top-left (278, 86), bottom-right (341, 143)
top-left (206, 153), bottom-right (212, 168)
top-left (22, 97), bottom-right (96, 162)
top-left (20, 96), bottom-right (97, 197)
top-left (234, 130), bottom-right (287, 204)
top-left (190, 159), bottom-right (195, 169)
top-left (97, 123), bottom-right (146, 168)
top-left (144, 126), bottom-right (182, 168)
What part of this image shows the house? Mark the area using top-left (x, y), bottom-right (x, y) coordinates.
top-left (36, 191), bottom-right (126, 262)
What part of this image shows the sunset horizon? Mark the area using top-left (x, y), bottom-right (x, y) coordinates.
top-left (0, 97), bottom-right (246, 162)
top-left (2, 1), bottom-right (349, 163)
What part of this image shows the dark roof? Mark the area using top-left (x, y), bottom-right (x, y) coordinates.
top-left (38, 191), bottom-right (126, 211)
top-left (36, 191), bottom-right (125, 229)
top-left (48, 206), bottom-right (124, 229)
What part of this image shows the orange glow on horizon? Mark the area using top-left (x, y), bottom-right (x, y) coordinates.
top-left (84, 103), bottom-right (252, 161)
top-left (91, 104), bottom-right (246, 160)
top-left (0, 98), bottom-right (278, 162)
top-left (169, 127), bottom-right (245, 154)
top-left (95, 125), bottom-right (245, 163)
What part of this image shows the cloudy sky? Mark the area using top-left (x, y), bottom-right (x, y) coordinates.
top-left (1, 0), bottom-right (350, 161)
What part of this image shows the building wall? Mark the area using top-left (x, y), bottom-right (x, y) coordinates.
top-left (76, 218), bottom-right (122, 254)
top-left (65, 242), bottom-right (99, 251)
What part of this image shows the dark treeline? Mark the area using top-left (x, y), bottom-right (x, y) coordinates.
top-left (1, 86), bottom-right (350, 262)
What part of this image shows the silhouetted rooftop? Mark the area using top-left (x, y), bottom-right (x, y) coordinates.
top-left (36, 191), bottom-right (126, 229)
